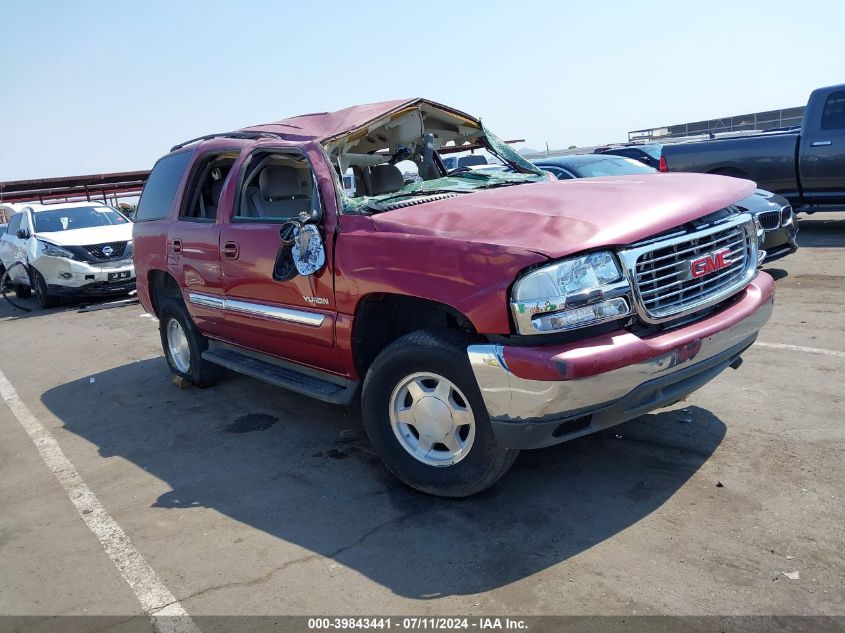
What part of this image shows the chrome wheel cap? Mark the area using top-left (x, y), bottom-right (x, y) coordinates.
top-left (389, 372), bottom-right (476, 467)
top-left (166, 318), bottom-right (191, 374)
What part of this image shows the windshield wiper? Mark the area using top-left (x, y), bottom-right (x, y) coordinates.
top-left (377, 189), bottom-right (466, 203)
top-left (362, 189), bottom-right (465, 213)
top-left (476, 180), bottom-right (530, 190)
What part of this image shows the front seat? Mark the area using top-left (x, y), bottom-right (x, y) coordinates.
top-left (369, 164), bottom-right (404, 195)
top-left (248, 166), bottom-right (311, 218)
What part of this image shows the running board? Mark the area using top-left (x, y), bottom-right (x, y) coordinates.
top-left (202, 343), bottom-right (358, 405)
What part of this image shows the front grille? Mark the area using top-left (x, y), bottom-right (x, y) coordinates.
top-left (83, 241), bottom-right (127, 260)
top-left (757, 210), bottom-right (781, 230)
top-left (623, 218), bottom-right (755, 322)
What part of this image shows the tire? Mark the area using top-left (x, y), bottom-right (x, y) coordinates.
top-left (361, 330), bottom-right (519, 497)
top-left (31, 269), bottom-right (60, 308)
top-left (14, 283), bottom-right (31, 299)
top-left (158, 297), bottom-right (223, 386)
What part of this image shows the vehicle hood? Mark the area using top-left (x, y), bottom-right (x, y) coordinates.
top-left (36, 223), bottom-right (133, 246)
top-left (369, 173), bottom-right (756, 259)
top-left (739, 188), bottom-right (789, 212)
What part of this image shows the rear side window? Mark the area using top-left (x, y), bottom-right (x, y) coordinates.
top-left (136, 152), bottom-right (191, 222)
top-left (820, 91), bottom-right (845, 130)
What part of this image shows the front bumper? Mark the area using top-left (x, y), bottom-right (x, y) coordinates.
top-left (35, 255), bottom-right (135, 296)
top-left (46, 280), bottom-right (137, 297)
top-left (762, 221), bottom-right (798, 263)
top-left (468, 273), bottom-right (775, 449)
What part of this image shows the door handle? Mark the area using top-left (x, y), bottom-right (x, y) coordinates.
top-left (222, 241), bottom-right (240, 260)
top-left (811, 140), bottom-right (832, 147)
top-left (170, 239), bottom-right (182, 253)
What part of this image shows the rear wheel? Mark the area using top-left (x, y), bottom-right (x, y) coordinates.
top-left (32, 269), bottom-right (60, 308)
top-left (158, 298), bottom-right (223, 386)
top-left (361, 330), bottom-right (519, 497)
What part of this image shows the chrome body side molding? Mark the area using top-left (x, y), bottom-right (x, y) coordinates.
top-left (188, 292), bottom-right (325, 327)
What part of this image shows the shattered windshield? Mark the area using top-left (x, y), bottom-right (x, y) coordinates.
top-left (343, 170), bottom-right (542, 214)
top-left (326, 102), bottom-right (546, 214)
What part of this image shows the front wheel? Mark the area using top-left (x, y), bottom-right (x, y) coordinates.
top-left (361, 330), bottom-right (519, 497)
top-left (32, 269), bottom-right (60, 308)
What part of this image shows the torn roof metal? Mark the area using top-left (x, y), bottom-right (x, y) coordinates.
top-left (240, 98), bottom-right (480, 144)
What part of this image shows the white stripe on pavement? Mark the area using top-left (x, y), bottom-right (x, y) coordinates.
top-left (755, 341), bottom-right (844, 358)
top-left (0, 368), bottom-right (200, 633)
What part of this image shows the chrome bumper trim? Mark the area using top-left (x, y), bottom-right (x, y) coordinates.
top-left (468, 295), bottom-right (773, 423)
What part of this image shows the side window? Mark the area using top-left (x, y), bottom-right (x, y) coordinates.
top-left (180, 152), bottom-right (239, 222)
top-left (820, 91), bottom-right (845, 130)
top-left (7, 213), bottom-right (21, 235)
top-left (235, 151), bottom-right (321, 222)
top-left (136, 151), bottom-right (192, 222)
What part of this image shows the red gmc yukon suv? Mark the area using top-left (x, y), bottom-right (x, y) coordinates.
top-left (133, 98), bottom-right (774, 497)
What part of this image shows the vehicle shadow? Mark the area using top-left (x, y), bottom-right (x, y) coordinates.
top-left (795, 215), bottom-right (845, 248)
top-left (762, 267), bottom-right (788, 281)
top-left (0, 293), bottom-right (136, 320)
top-left (41, 359), bottom-right (726, 599)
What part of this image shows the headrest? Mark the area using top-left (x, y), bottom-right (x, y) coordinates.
top-left (369, 165), bottom-right (404, 195)
top-left (259, 166), bottom-right (301, 200)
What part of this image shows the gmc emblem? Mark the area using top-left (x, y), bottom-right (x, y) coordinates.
top-left (689, 248), bottom-right (733, 278)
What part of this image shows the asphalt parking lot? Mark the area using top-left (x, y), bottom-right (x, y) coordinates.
top-left (1, 214), bottom-right (843, 626)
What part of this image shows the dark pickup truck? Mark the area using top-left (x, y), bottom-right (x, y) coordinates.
top-left (662, 84), bottom-right (845, 212)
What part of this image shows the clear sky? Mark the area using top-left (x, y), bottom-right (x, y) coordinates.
top-left (1, 0), bottom-right (843, 181)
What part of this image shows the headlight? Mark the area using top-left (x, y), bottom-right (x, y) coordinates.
top-left (124, 240), bottom-right (134, 259)
top-left (40, 241), bottom-right (77, 260)
top-left (511, 251), bottom-right (631, 334)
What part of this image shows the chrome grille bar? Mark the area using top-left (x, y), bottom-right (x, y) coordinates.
top-left (635, 230), bottom-right (744, 266)
top-left (618, 214), bottom-right (758, 324)
top-left (757, 210), bottom-right (781, 230)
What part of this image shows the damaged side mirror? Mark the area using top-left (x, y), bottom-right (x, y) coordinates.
top-left (272, 218), bottom-right (325, 281)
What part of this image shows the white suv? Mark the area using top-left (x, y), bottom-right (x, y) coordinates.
top-left (0, 202), bottom-right (135, 308)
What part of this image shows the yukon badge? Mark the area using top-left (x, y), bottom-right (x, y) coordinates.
top-left (303, 296), bottom-right (329, 306)
top-left (689, 248), bottom-right (733, 279)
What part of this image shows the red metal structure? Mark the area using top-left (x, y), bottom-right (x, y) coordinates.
top-left (0, 170), bottom-right (150, 205)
